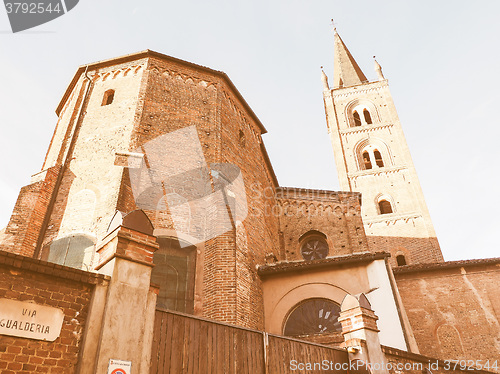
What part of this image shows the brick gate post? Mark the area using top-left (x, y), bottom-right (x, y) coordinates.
top-left (77, 214), bottom-right (159, 374)
top-left (338, 293), bottom-right (388, 374)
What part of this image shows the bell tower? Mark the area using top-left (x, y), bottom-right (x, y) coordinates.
top-left (322, 30), bottom-right (443, 265)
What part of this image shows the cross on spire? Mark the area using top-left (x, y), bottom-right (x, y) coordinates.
top-left (331, 19), bottom-right (337, 33)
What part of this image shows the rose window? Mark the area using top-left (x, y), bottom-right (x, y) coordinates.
top-left (300, 237), bottom-right (329, 260)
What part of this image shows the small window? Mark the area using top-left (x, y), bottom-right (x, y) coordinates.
top-left (363, 109), bottom-right (372, 124)
top-left (353, 111), bottom-right (362, 126)
top-left (283, 298), bottom-right (342, 337)
top-left (396, 255), bottom-right (407, 266)
top-left (378, 200), bottom-right (393, 214)
top-left (374, 150), bottom-right (384, 167)
top-left (102, 89), bottom-right (115, 106)
top-left (363, 151), bottom-right (372, 170)
top-left (238, 130), bottom-right (246, 147)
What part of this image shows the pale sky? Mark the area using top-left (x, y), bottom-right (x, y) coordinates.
top-left (1, 1), bottom-right (499, 261)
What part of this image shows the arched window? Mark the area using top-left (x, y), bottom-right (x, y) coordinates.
top-left (300, 231), bottom-right (329, 260)
top-left (353, 111), bottom-right (362, 126)
top-left (374, 150), bottom-right (384, 167)
top-left (45, 234), bottom-right (95, 270)
top-left (363, 109), bottom-right (372, 124)
top-left (152, 237), bottom-right (196, 313)
top-left (363, 151), bottom-right (372, 170)
top-left (102, 89), bottom-right (115, 106)
top-left (396, 255), bottom-right (407, 266)
top-left (284, 298), bottom-right (342, 337)
top-left (346, 100), bottom-right (379, 127)
top-left (378, 200), bottom-right (393, 214)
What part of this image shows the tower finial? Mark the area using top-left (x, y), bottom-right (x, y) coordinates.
top-left (321, 66), bottom-right (330, 91)
top-left (373, 56), bottom-right (385, 80)
top-left (331, 19), bottom-right (337, 34)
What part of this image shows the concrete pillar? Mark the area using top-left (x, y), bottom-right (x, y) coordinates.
top-left (77, 224), bottom-right (159, 374)
top-left (338, 293), bottom-right (388, 374)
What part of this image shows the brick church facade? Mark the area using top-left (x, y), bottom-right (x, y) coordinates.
top-left (0, 30), bottom-right (499, 373)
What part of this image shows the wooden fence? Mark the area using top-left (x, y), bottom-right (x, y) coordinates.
top-left (150, 309), bottom-right (348, 374)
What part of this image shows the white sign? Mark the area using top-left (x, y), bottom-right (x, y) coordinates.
top-left (108, 359), bottom-right (132, 374)
top-left (0, 298), bottom-right (64, 341)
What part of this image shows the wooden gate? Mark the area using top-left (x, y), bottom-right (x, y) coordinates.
top-left (150, 309), bottom-right (349, 374)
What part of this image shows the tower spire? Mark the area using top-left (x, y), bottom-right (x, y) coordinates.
top-left (373, 56), bottom-right (385, 81)
top-left (333, 29), bottom-right (368, 88)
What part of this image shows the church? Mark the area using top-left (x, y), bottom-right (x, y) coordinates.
top-left (0, 29), bottom-right (499, 373)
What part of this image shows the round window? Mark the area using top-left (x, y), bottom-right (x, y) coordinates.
top-left (300, 237), bottom-right (329, 260)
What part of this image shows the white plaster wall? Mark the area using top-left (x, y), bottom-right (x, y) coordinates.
top-left (366, 259), bottom-right (407, 350)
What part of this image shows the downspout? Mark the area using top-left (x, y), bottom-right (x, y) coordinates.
top-left (34, 66), bottom-right (93, 258)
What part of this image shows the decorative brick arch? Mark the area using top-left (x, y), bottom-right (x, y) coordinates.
top-left (374, 193), bottom-right (397, 215)
top-left (354, 137), bottom-right (394, 170)
top-left (345, 99), bottom-right (380, 127)
top-left (436, 324), bottom-right (465, 359)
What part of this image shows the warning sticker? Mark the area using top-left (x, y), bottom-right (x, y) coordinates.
top-left (107, 359), bottom-right (132, 374)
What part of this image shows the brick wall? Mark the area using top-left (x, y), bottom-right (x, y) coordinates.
top-left (117, 54), bottom-right (280, 329)
top-left (382, 345), bottom-right (497, 374)
top-left (394, 259), bottom-right (500, 372)
top-left (276, 188), bottom-right (369, 262)
top-left (0, 166), bottom-right (60, 258)
top-left (368, 236), bottom-right (443, 267)
top-left (1, 51), bottom-right (281, 331)
top-left (0, 251), bottom-right (108, 373)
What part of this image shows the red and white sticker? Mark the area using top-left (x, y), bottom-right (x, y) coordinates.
top-left (108, 359), bottom-right (131, 374)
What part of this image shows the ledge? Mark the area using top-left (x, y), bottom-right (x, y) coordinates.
top-left (276, 187), bottom-right (361, 204)
top-left (393, 257), bottom-right (500, 275)
top-left (0, 250), bottom-right (110, 285)
top-left (340, 123), bottom-right (394, 136)
top-left (364, 212), bottom-right (422, 226)
top-left (348, 166), bottom-right (408, 179)
top-left (258, 251), bottom-right (389, 277)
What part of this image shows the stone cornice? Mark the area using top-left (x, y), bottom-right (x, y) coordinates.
top-left (56, 50), bottom-right (267, 134)
top-left (276, 187), bottom-right (361, 204)
top-left (330, 80), bottom-right (389, 98)
top-left (364, 212), bottom-right (422, 226)
top-left (348, 166), bottom-right (408, 179)
top-left (340, 123), bottom-right (394, 136)
top-left (258, 251), bottom-right (390, 277)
